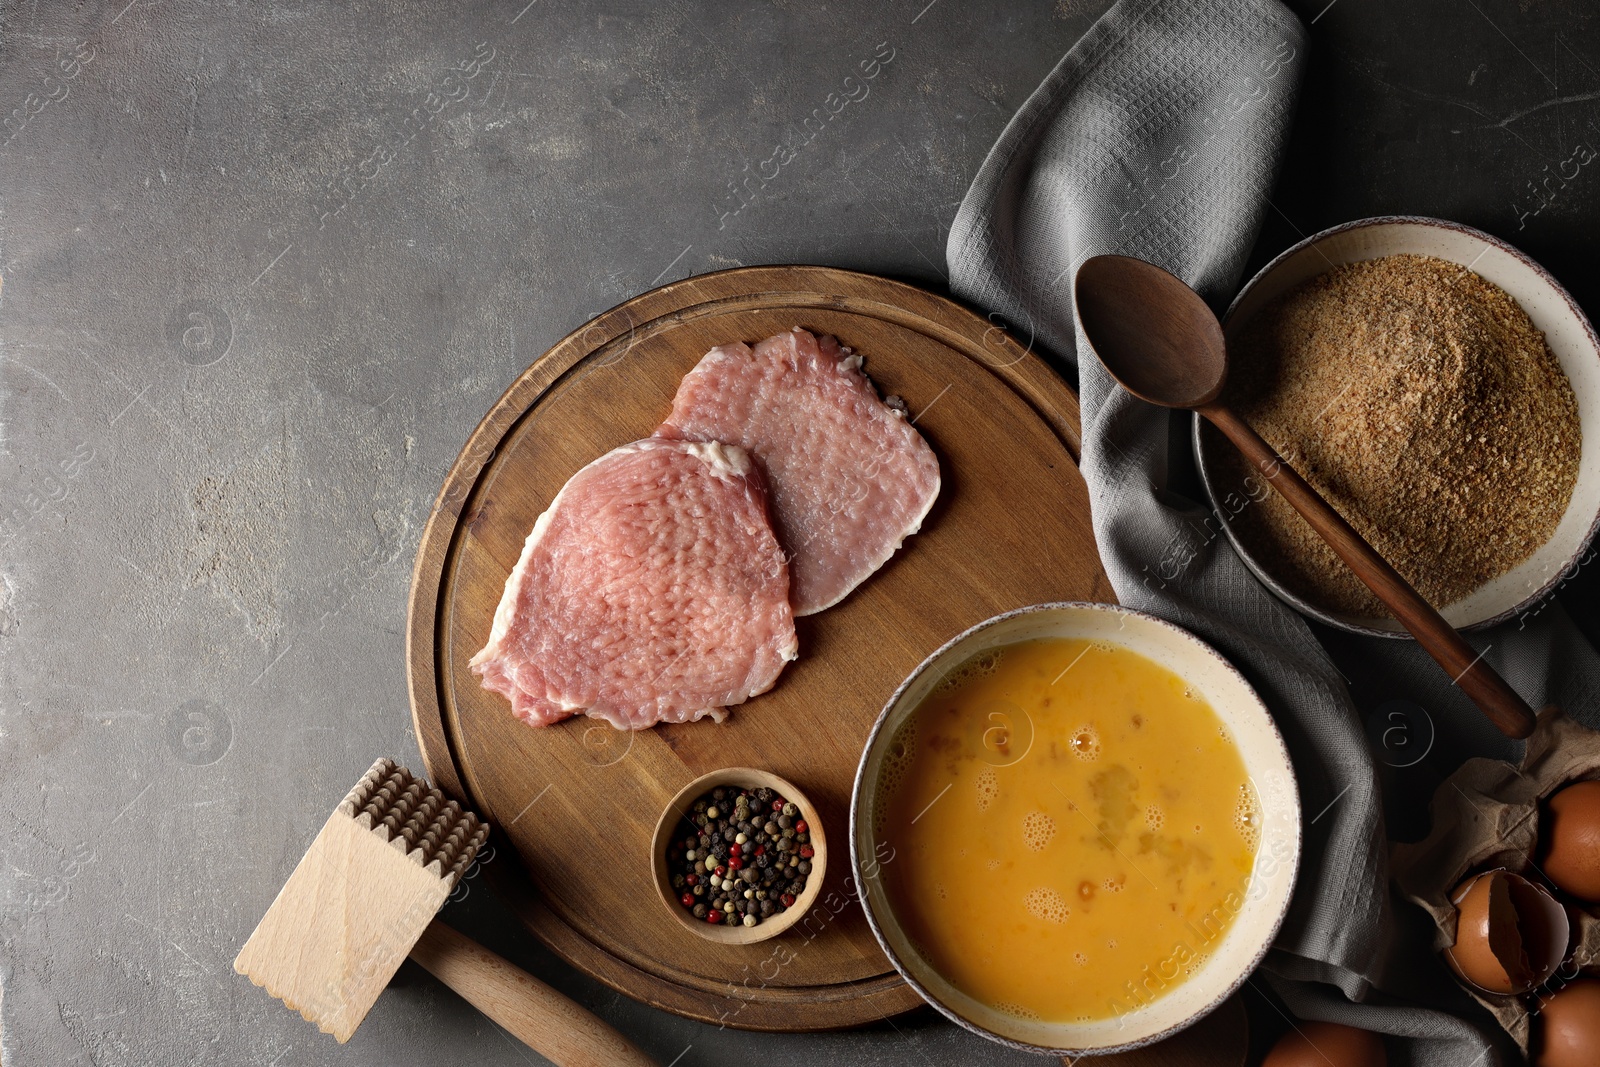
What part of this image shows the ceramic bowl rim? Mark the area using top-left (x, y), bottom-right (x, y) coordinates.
top-left (848, 600), bottom-right (1301, 1056)
top-left (1193, 213), bottom-right (1600, 638)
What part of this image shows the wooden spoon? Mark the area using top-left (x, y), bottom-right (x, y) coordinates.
top-left (1073, 254), bottom-right (1536, 740)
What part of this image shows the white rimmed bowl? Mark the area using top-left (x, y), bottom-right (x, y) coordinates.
top-left (1195, 215), bottom-right (1600, 637)
top-left (848, 602), bottom-right (1300, 1057)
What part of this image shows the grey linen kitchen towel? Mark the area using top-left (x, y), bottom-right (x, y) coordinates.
top-left (947, 0), bottom-right (1600, 1063)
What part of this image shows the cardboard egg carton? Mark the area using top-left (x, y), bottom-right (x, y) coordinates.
top-left (1392, 707), bottom-right (1600, 1052)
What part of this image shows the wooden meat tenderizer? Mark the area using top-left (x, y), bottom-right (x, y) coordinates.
top-left (234, 758), bottom-right (656, 1067)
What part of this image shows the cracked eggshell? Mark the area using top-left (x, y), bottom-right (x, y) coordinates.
top-left (1445, 870), bottom-right (1571, 996)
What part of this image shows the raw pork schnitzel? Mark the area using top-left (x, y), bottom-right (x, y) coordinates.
top-left (470, 438), bottom-right (797, 729)
top-left (656, 328), bottom-right (940, 614)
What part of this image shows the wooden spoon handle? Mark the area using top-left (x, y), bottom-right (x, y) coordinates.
top-left (1201, 405), bottom-right (1536, 740)
top-left (410, 920), bottom-right (658, 1067)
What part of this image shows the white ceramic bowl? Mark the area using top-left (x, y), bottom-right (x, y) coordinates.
top-left (849, 602), bottom-right (1300, 1057)
top-left (1195, 216), bottom-right (1600, 637)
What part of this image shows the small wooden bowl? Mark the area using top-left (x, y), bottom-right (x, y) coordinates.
top-left (650, 767), bottom-right (827, 945)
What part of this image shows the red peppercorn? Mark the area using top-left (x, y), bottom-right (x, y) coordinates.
top-left (685, 873), bottom-right (699, 886)
top-left (707, 911), bottom-right (722, 924)
top-left (795, 820), bottom-right (808, 833)
top-left (754, 845), bottom-right (765, 856)
top-left (715, 865), bottom-right (727, 878)
top-left (772, 800), bottom-right (784, 812)
top-left (780, 893), bottom-right (796, 907)
top-left (728, 857), bottom-right (743, 870)
top-left (681, 893), bottom-right (694, 908)
top-left (799, 845), bottom-right (815, 859)
top-left (729, 843), bottom-right (742, 857)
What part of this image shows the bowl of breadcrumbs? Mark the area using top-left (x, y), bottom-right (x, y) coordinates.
top-left (1196, 216), bottom-right (1600, 637)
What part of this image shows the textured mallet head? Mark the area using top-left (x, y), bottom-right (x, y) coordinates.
top-left (234, 758), bottom-right (490, 1042)
top-left (336, 758), bottom-right (488, 884)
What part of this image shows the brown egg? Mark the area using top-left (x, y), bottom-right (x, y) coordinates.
top-left (1262, 1020), bottom-right (1387, 1067)
top-left (1535, 979), bottom-right (1600, 1067)
top-left (1444, 870), bottom-right (1569, 995)
top-left (1539, 780), bottom-right (1600, 902)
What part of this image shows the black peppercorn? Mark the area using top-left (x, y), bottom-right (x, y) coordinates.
top-left (668, 783), bottom-right (814, 929)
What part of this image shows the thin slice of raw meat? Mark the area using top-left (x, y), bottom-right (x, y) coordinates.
top-left (656, 327), bottom-right (941, 615)
top-left (469, 438), bottom-right (797, 730)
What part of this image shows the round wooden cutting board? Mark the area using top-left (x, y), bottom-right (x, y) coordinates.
top-left (406, 266), bottom-right (1114, 1031)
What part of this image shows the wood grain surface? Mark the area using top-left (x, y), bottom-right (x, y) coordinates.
top-left (406, 265), bottom-right (1114, 1031)
top-left (410, 921), bottom-right (658, 1067)
top-left (234, 811), bottom-right (451, 1042)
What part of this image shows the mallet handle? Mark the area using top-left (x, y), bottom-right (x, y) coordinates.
top-left (410, 919), bottom-right (657, 1067)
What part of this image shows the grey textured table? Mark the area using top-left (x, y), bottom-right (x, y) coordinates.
top-left (3, 1), bottom-right (1598, 1065)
